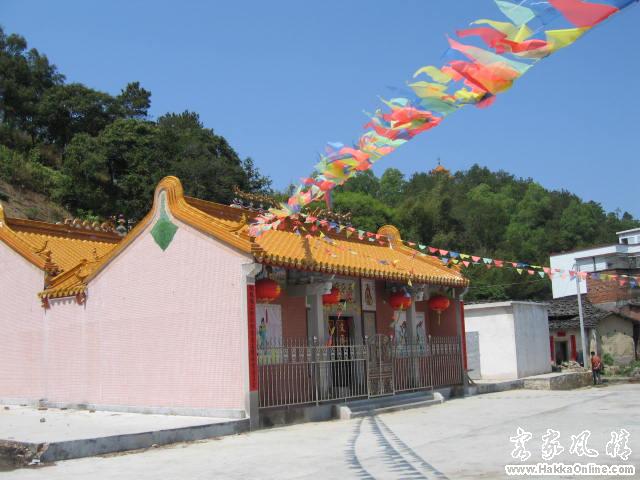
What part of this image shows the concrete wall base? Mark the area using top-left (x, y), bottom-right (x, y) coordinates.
top-left (0, 398), bottom-right (246, 419)
top-left (1, 419), bottom-right (249, 467)
top-left (471, 380), bottom-right (525, 395)
top-left (259, 404), bottom-right (335, 428)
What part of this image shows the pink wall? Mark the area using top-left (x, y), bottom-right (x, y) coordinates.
top-left (44, 210), bottom-right (251, 414)
top-left (0, 245), bottom-right (45, 400)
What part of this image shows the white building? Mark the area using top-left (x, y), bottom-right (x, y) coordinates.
top-left (464, 301), bottom-right (551, 380)
top-left (550, 228), bottom-right (640, 299)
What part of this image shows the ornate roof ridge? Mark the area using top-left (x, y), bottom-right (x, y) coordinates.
top-left (6, 216), bottom-right (121, 243)
top-left (377, 224), bottom-right (466, 281)
top-left (0, 203), bottom-right (47, 270)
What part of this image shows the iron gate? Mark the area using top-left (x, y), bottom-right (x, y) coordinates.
top-left (258, 335), bottom-right (463, 409)
top-left (367, 334), bottom-right (394, 396)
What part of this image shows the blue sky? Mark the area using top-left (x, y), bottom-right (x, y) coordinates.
top-left (3, 0), bottom-right (639, 216)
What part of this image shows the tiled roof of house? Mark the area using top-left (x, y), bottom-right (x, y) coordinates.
top-left (40, 176), bottom-right (468, 300)
top-left (253, 224), bottom-right (466, 286)
top-left (0, 204), bottom-right (121, 283)
top-left (548, 294), bottom-right (609, 330)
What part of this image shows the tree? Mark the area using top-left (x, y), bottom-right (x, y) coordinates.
top-left (60, 119), bottom-right (159, 217)
top-left (333, 191), bottom-right (392, 232)
top-left (504, 183), bottom-right (554, 262)
top-left (335, 170), bottom-right (379, 196)
top-left (461, 183), bottom-right (514, 251)
top-left (0, 27), bottom-right (63, 144)
top-left (242, 157), bottom-right (272, 194)
top-left (58, 133), bottom-right (112, 214)
top-left (155, 111), bottom-right (270, 203)
top-left (38, 83), bottom-right (117, 147)
top-left (558, 200), bottom-right (605, 251)
top-left (116, 82), bottom-right (151, 119)
top-left (379, 168), bottom-right (406, 207)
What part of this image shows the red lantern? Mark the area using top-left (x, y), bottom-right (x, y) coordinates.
top-left (428, 294), bottom-right (450, 324)
top-left (322, 287), bottom-right (341, 305)
top-left (389, 291), bottom-right (412, 311)
top-left (255, 278), bottom-right (281, 303)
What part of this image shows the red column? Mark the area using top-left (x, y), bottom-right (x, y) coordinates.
top-left (247, 284), bottom-right (258, 392)
top-left (570, 335), bottom-right (577, 361)
top-left (460, 301), bottom-right (467, 371)
top-left (549, 336), bottom-right (555, 362)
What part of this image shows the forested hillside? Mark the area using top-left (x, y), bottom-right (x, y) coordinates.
top-left (331, 167), bottom-right (639, 300)
top-left (1, 27), bottom-right (637, 300)
top-left (0, 27), bottom-right (271, 222)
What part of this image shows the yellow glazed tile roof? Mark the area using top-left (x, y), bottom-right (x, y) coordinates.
top-left (254, 226), bottom-right (466, 286)
top-left (39, 176), bottom-right (467, 299)
top-left (0, 203), bottom-right (121, 281)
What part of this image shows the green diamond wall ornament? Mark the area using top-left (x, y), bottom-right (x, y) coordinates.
top-left (151, 196), bottom-right (178, 251)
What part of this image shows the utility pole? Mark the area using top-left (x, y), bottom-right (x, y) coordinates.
top-left (574, 263), bottom-right (588, 366)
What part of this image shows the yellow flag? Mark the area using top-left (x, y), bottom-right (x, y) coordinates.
top-left (546, 27), bottom-right (590, 52)
top-left (408, 81), bottom-right (449, 99)
top-left (473, 19), bottom-right (532, 41)
top-left (513, 24), bottom-right (533, 43)
top-left (413, 65), bottom-right (452, 84)
top-left (454, 88), bottom-right (483, 102)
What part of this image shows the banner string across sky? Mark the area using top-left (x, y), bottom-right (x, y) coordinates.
top-left (249, 0), bottom-right (639, 239)
top-left (289, 213), bottom-right (640, 289)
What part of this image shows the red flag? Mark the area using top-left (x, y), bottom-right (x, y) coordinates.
top-left (549, 0), bottom-right (618, 28)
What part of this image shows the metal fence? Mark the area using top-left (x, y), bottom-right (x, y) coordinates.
top-left (258, 335), bottom-right (463, 409)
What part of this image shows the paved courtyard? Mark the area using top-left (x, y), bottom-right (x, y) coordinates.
top-left (4, 384), bottom-right (639, 479)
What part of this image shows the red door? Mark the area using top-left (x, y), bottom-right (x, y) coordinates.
top-left (570, 335), bottom-right (577, 361)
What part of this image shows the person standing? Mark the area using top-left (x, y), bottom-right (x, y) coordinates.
top-left (590, 351), bottom-right (602, 385)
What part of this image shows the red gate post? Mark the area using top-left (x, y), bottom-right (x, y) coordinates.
top-left (243, 263), bottom-right (262, 430)
top-left (246, 283), bottom-right (260, 429)
top-left (570, 335), bottom-right (578, 362)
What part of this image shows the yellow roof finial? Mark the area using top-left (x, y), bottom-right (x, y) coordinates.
top-left (430, 158), bottom-right (451, 176)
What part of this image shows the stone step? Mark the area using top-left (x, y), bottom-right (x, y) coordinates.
top-left (335, 391), bottom-right (444, 419)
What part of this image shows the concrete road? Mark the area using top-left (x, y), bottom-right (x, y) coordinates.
top-left (4, 384), bottom-right (639, 479)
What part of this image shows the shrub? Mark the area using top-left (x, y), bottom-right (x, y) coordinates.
top-left (602, 353), bottom-right (614, 366)
top-left (0, 145), bottom-right (67, 197)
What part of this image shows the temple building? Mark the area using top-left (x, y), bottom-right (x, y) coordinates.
top-left (429, 159), bottom-right (451, 176)
top-left (0, 177), bottom-right (469, 425)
